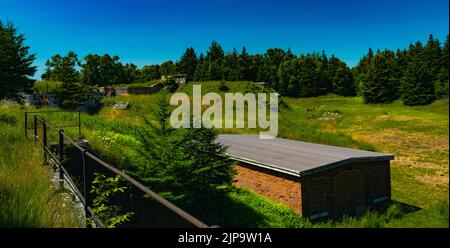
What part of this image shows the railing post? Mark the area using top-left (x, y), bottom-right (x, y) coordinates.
top-left (34, 115), bottom-right (37, 143)
top-left (24, 112), bottom-right (28, 137)
top-left (81, 150), bottom-right (90, 226)
top-left (78, 110), bottom-right (81, 140)
top-left (43, 121), bottom-right (47, 162)
top-left (59, 130), bottom-right (65, 188)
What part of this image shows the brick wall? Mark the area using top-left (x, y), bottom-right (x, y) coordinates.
top-left (233, 164), bottom-right (302, 215)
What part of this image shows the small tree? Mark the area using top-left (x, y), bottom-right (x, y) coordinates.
top-left (134, 88), bottom-right (235, 200)
top-left (219, 79), bottom-right (229, 91)
top-left (178, 126), bottom-right (235, 196)
top-left (90, 173), bottom-right (134, 228)
top-left (133, 88), bottom-right (191, 199)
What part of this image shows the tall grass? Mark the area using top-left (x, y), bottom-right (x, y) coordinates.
top-left (0, 103), bottom-right (79, 227)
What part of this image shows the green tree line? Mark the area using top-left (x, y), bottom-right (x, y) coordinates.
top-left (1, 20), bottom-right (448, 106)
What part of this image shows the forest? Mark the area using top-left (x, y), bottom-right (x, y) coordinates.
top-left (34, 34), bottom-right (449, 106)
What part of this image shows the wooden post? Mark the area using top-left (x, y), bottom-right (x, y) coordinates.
top-left (43, 121), bottom-right (47, 161)
top-left (59, 130), bottom-right (65, 188)
top-left (24, 112), bottom-right (28, 137)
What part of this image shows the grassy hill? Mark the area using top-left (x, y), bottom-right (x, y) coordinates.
top-left (1, 80), bottom-right (448, 227)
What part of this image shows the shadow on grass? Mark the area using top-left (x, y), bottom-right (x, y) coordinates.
top-left (119, 191), bottom-right (270, 228)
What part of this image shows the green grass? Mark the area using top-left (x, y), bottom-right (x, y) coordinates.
top-left (34, 80), bottom-right (63, 92)
top-left (0, 103), bottom-right (80, 227)
top-left (4, 80), bottom-right (448, 228)
top-left (112, 80), bottom-right (161, 88)
top-left (81, 81), bottom-right (449, 227)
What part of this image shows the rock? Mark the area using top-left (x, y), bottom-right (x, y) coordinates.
top-left (112, 102), bottom-right (130, 110)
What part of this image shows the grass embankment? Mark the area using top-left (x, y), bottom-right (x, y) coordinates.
top-left (16, 80), bottom-right (449, 227)
top-left (0, 103), bottom-right (80, 227)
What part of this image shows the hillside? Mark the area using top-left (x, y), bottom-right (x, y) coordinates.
top-left (64, 81), bottom-right (450, 227)
top-left (1, 81), bottom-right (448, 227)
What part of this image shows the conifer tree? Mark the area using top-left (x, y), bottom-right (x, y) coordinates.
top-left (0, 20), bottom-right (36, 100)
top-left (205, 41), bottom-right (224, 80)
top-left (362, 50), bottom-right (400, 103)
top-left (401, 56), bottom-right (435, 105)
top-left (194, 53), bottom-right (209, 81)
top-left (176, 47), bottom-right (197, 82)
top-left (435, 35), bottom-right (449, 97)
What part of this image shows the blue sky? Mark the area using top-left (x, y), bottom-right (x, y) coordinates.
top-left (1, 0), bottom-right (448, 79)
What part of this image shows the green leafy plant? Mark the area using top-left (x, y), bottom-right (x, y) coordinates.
top-left (89, 173), bottom-right (134, 228)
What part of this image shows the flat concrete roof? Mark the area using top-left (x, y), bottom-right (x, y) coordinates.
top-left (216, 134), bottom-right (394, 178)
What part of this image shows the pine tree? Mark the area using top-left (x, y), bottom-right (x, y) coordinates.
top-left (0, 21), bottom-right (36, 100)
top-left (362, 50), bottom-right (400, 103)
top-left (260, 48), bottom-right (288, 88)
top-left (133, 88), bottom-right (234, 199)
top-left (194, 53), bottom-right (209, 81)
top-left (206, 41), bottom-right (225, 80)
top-left (239, 46), bottom-right (251, 81)
top-left (178, 125), bottom-right (235, 195)
top-left (43, 51), bottom-right (80, 82)
top-left (353, 48), bottom-right (374, 96)
top-left (159, 60), bottom-right (176, 77)
top-left (423, 34), bottom-right (442, 80)
top-left (223, 48), bottom-right (241, 81)
top-left (176, 47), bottom-right (197, 82)
top-left (401, 56), bottom-right (435, 105)
top-left (435, 35), bottom-right (449, 97)
top-left (333, 66), bottom-right (355, 96)
top-left (133, 88), bottom-right (191, 199)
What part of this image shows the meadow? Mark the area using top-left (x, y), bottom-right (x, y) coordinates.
top-left (1, 80), bottom-right (448, 227)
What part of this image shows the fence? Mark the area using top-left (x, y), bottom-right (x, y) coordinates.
top-left (24, 110), bottom-right (209, 228)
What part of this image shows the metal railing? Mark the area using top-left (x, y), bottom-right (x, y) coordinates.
top-left (25, 111), bottom-right (208, 228)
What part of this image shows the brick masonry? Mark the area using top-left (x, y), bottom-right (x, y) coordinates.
top-left (233, 164), bottom-right (302, 215)
top-left (233, 160), bottom-right (391, 219)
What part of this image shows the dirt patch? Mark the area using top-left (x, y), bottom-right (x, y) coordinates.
top-left (415, 175), bottom-right (449, 187)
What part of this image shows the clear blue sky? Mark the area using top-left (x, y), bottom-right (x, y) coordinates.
top-left (1, 0), bottom-right (448, 79)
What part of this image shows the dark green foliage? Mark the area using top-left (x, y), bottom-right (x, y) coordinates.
top-left (353, 48), bottom-right (374, 96)
top-left (137, 64), bottom-right (161, 82)
top-left (239, 46), bottom-right (251, 81)
top-left (121, 63), bottom-right (139, 84)
top-left (223, 48), bottom-right (242, 81)
top-left (401, 57), bottom-right (435, 106)
top-left (132, 89), bottom-right (234, 200)
top-left (219, 79), bottom-right (229, 91)
top-left (333, 66), bottom-right (356, 96)
top-left (0, 20), bottom-right (36, 100)
top-left (0, 113), bottom-right (17, 125)
top-left (194, 53), bottom-right (209, 81)
top-left (42, 51), bottom-right (80, 83)
top-left (362, 50), bottom-right (400, 103)
top-left (161, 77), bottom-right (179, 93)
top-left (80, 54), bottom-right (102, 85)
top-left (159, 60), bottom-right (176, 77)
top-left (260, 48), bottom-right (289, 89)
top-left (435, 36), bottom-right (449, 98)
top-left (206, 41), bottom-right (225, 80)
top-left (90, 173), bottom-right (134, 228)
top-left (176, 47), bottom-right (197, 82)
top-left (59, 81), bottom-right (84, 109)
top-left (277, 53), bottom-right (348, 97)
top-left (179, 126), bottom-right (235, 195)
